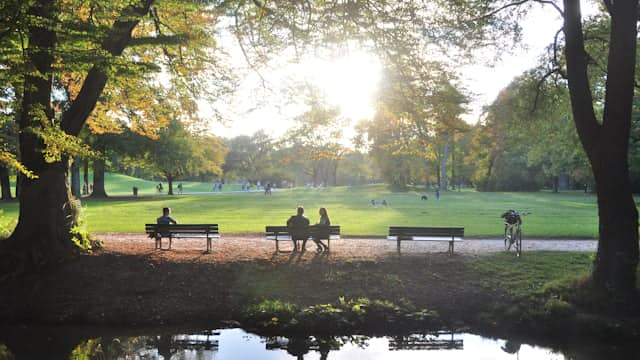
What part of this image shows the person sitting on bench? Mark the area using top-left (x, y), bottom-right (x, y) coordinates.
top-left (286, 206), bottom-right (309, 251)
top-left (311, 207), bottom-right (331, 252)
top-left (154, 207), bottom-right (177, 242)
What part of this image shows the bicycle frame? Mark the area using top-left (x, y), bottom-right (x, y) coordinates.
top-left (503, 221), bottom-right (522, 256)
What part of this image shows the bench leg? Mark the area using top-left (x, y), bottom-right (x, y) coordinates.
top-left (275, 237), bottom-right (279, 252)
top-left (169, 236), bottom-right (173, 250)
top-left (397, 239), bottom-right (401, 254)
top-left (206, 237), bottom-right (212, 253)
top-left (449, 241), bottom-right (454, 255)
top-left (156, 236), bottom-right (161, 250)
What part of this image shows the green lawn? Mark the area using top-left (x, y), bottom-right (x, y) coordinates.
top-left (0, 173), bottom-right (601, 237)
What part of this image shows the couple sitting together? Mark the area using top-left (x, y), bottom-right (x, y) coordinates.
top-left (286, 206), bottom-right (331, 252)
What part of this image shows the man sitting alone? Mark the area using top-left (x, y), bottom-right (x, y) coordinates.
top-left (154, 207), bottom-right (178, 248)
top-left (286, 206), bottom-right (310, 251)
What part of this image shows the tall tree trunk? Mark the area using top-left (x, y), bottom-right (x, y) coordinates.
top-left (423, 159), bottom-right (430, 191)
top-left (167, 174), bottom-right (174, 195)
top-left (564, 0), bottom-right (638, 303)
top-left (0, 0), bottom-right (78, 274)
top-left (0, 0), bottom-right (154, 275)
top-left (83, 157), bottom-right (89, 195)
top-left (450, 135), bottom-right (456, 190)
top-left (440, 143), bottom-right (448, 190)
top-left (90, 157), bottom-right (108, 198)
top-left (0, 165), bottom-right (12, 200)
top-left (70, 157), bottom-right (81, 198)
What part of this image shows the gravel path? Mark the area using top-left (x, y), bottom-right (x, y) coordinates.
top-left (95, 233), bottom-right (598, 263)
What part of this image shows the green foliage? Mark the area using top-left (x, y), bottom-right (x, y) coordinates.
top-left (243, 300), bottom-right (299, 328)
top-left (35, 125), bottom-right (95, 163)
top-left (0, 210), bottom-right (15, 240)
top-left (243, 297), bottom-right (439, 335)
top-left (67, 198), bottom-right (100, 253)
top-left (0, 344), bottom-right (14, 360)
top-left (69, 226), bottom-right (98, 254)
top-left (223, 132), bottom-right (275, 183)
top-left (465, 74), bottom-right (589, 192)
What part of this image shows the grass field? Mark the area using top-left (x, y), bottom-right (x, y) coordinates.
top-left (0, 173), bottom-right (601, 238)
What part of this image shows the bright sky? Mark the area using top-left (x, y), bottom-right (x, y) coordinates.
top-left (201, 50), bottom-right (382, 141)
top-left (202, 2), bottom-right (592, 140)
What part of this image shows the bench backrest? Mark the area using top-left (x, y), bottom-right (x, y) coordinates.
top-left (145, 224), bottom-right (219, 234)
top-left (265, 225), bottom-right (340, 238)
top-left (388, 226), bottom-right (464, 239)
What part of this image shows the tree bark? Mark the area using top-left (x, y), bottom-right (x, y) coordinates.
top-left (0, 0), bottom-right (79, 274)
top-left (83, 158), bottom-right (89, 195)
top-left (0, 165), bottom-right (12, 200)
top-left (167, 174), bottom-right (174, 195)
top-left (90, 157), bottom-right (108, 198)
top-left (440, 143), bottom-right (448, 191)
top-left (563, 0), bottom-right (639, 303)
top-left (1, 0), bottom-right (155, 275)
top-left (70, 157), bottom-right (81, 197)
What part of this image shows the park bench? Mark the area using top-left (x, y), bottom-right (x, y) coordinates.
top-left (265, 225), bottom-right (341, 252)
top-left (387, 226), bottom-right (464, 255)
top-left (145, 223), bottom-right (220, 253)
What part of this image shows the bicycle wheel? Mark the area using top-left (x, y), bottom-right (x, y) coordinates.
top-left (515, 226), bottom-right (522, 256)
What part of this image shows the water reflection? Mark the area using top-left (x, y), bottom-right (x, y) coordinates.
top-left (0, 327), bottom-right (638, 359)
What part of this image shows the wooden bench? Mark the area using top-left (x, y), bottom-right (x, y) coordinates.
top-left (265, 225), bottom-right (340, 252)
top-left (145, 224), bottom-right (220, 253)
top-left (387, 226), bottom-right (464, 255)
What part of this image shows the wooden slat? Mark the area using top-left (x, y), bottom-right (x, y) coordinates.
top-left (388, 226), bottom-right (463, 237)
top-left (265, 225), bottom-right (340, 238)
top-left (145, 224), bottom-right (219, 234)
top-left (265, 225), bottom-right (340, 252)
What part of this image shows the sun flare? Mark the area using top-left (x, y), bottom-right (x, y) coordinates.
top-left (304, 52), bottom-right (381, 121)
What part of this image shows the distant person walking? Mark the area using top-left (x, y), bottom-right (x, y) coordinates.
top-left (286, 206), bottom-right (310, 251)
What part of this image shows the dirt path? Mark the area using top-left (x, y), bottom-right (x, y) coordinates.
top-left (0, 233), bottom-right (598, 328)
top-left (96, 233), bottom-right (597, 262)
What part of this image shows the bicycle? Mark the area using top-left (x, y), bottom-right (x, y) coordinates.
top-left (501, 210), bottom-right (527, 256)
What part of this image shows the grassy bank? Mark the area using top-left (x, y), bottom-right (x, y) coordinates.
top-left (233, 251), bottom-right (639, 341)
top-left (0, 174), bottom-right (601, 237)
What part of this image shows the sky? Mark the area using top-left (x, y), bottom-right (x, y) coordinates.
top-left (201, 2), bottom-right (586, 141)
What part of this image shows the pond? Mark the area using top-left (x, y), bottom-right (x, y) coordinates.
top-left (0, 326), bottom-right (638, 359)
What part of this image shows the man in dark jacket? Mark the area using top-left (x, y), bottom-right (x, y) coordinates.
top-left (286, 206), bottom-right (310, 251)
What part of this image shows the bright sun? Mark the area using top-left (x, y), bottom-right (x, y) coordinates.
top-left (203, 50), bottom-right (382, 140)
top-left (303, 52), bottom-right (382, 121)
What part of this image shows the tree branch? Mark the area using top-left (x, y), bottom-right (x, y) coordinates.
top-left (563, 0), bottom-right (600, 157)
top-left (61, 0), bottom-right (155, 136)
top-left (532, 0), bottom-right (564, 16)
top-left (531, 67), bottom-right (561, 114)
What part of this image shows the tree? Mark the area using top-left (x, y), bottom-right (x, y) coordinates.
top-left (222, 131), bottom-right (275, 184)
top-left (438, 0), bottom-right (639, 305)
top-left (140, 118), bottom-right (225, 195)
top-left (283, 92), bottom-right (349, 186)
top-left (0, 0), bottom-right (225, 275)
